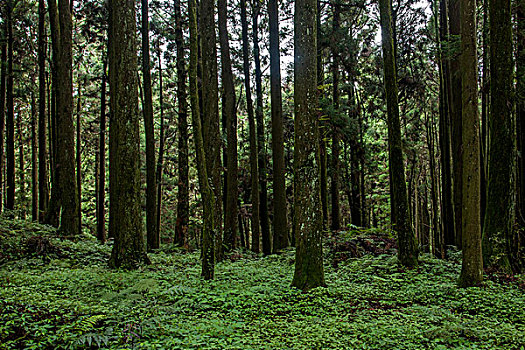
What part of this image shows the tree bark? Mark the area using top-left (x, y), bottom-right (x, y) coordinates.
top-left (317, 0), bottom-right (328, 230)
top-left (241, 0), bottom-right (260, 253)
top-left (31, 93), bottom-right (38, 221)
top-left (108, 0), bottom-right (149, 268)
top-left (218, 0), bottom-right (238, 252)
top-left (379, 0), bottom-right (418, 268)
top-left (76, 81), bottom-right (82, 234)
top-left (292, 0), bottom-right (326, 291)
top-left (516, 0), bottom-right (525, 273)
top-left (97, 58), bottom-right (107, 243)
top-left (483, 0), bottom-right (514, 271)
top-left (17, 106), bottom-right (25, 219)
top-left (6, 2), bottom-right (15, 213)
top-left (458, 0), bottom-right (483, 287)
top-left (330, 2), bottom-right (341, 231)
top-left (38, 0), bottom-right (49, 222)
top-left (0, 20), bottom-right (6, 214)
top-left (156, 47), bottom-right (166, 243)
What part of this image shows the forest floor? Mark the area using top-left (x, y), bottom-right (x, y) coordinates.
top-left (1, 218), bottom-right (524, 349)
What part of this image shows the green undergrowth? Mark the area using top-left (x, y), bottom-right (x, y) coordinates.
top-left (1, 218), bottom-right (524, 349)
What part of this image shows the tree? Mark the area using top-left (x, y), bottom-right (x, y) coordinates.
top-left (516, 0), bottom-right (525, 272)
top-left (269, 0), bottom-right (289, 252)
top-left (108, 0), bottom-right (149, 268)
top-left (6, 1), bottom-right (14, 213)
top-left (38, 0), bottom-right (49, 222)
top-left (174, 0), bottom-right (189, 247)
top-left (141, 0), bottom-right (158, 251)
top-left (97, 58), bottom-right (106, 243)
top-left (0, 18), bottom-right (5, 214)
top-left (379, 0), bottom-right (418, 268)
top-left (218, 0), bottom-right (238, 252)
top-left (482, 0), bottom-right (514, 271)
top-left (458, 0), bottom-right (483, 287)
top-left (240, 0), bottom-right (260, 253)
top-left (292, 0), bottom-right (326, 291)
top-left (189, 0), bottom-right (215, 279)
top-left (330, 2), bottom-right (341, 232)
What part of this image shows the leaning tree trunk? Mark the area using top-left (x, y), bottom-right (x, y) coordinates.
top-left (241, 0), bottom-right (261, 253)
top-left (141, 0), bottom-right (158, 250)
top-left (174, 0), bottom-right (189, 247)
top-left (218, 0), bottom-right (238, 252)
top-left (253, 2), bottom-right (271, 255)
top-left (269, 0), bottom-right (289, 252)
top-left (292, 0), bottom-right (326, 291)
top-left (379, 0), bottom-right (418, 268)
top-left (108, 0), bottom-right (149, 268)
top-left (483, 0), bottom-right (514, 271)
top-left (189, 0), bottom-right (215, 279)
top-left (458, 0), bottom-right (483, 287)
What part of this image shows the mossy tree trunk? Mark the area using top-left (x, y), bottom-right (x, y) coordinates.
top-left (218, 0), bottom-right (238, 252)
top-left (292, 0), bottom-right (326, 291)
top-left (379, 0), bottom-right (419, 268)
top-left (189, 0), bottom-right (215, 279)
top-left (174, 0), bottom-right (189, 247)
top-left (458, 0), bottom-right (483, 287)
top-left (483, 0), bottom-right (514, 271)
top-left (108, 0), bottom-right (149, 268)
top-left (240, 0), bottom-right (260, 253)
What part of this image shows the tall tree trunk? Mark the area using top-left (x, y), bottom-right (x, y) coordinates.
top-left (438, 0), bottom-right (454, 257)
top-left (218, 0), bottom-right (238, 252)
top-left (17, 107), bottom-right (25, 219)
top-left (317, 0), bottom-right (328, 230)
top-left (76, 82), bottom-right (82, 234)
top-left (449, 0), bottom-right (463, 249)
top-left (516, 0), bottom-right (525, 273)
top-left (6, 2), bottom-right (15, 213)
top-left (379, 0), bottom-right (418, 268)
top-left (174, 0), bottom-right (189, 247)
top-left (269, 0), bottom-right (289, 252)
top-left (38, 0), bottom-right (49, 222)
top-left (156, 47), bottom-right (166, 243)
top-left (480, 0), bottom-right (489, 232)
top-left (292, 0), bottom-right (326, 291)
top-left (483, 0), bottom-right (514, 271)
top-left (201, 0), bottom-right (223, 260)
top-left (0, 20), bottom-right (6, 214)
top-left (141, 0), bottom-right (158, 250)
top-left (252, 2), bottom-right (271, 255)
top-left (189, 0), bottom-right (215, 278)
top-left (97, 59), bottom-right (107, 243)
top-left (241, 0), bottom-right (260, 253)
top-left (330, 2), bottom-right (341, 231)
top-left (108, 0), bottom-right (149, 268)
top-left (31, 93), bottom-right (38, 221)
top-left (458, 0), bottom-right (483, 287)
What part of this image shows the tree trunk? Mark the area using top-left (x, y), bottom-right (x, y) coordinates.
top-left (458, 0), bottom-right (483, 287)
top-left (201, 0), bottom-right (223, 261)
top-left (190, 0), bottom-right (215, 279)
top-left (379, 0), bottom-right (418, 268)
top-left (483, 0), bottom-right (514, 271)
top-left (76, 82), bottom-right (82, 234)
top-left (218, 0), bottom-right (238, 252)
top-left (156, 47), bottom-right (166, 243)
top-left (174, 0), bottom-right (189, 247)
top-left (97, 58), bottom-right (107, 243)
top-left (141, 0), bottom-right (158, 250)
top-left (252, 2), bottom-right (271, 255)
top-left (292, 0), bottom-right (326, 291)
top-left (6, 3), bottom-right (15, 213)
top-left (32, 93), bottom-right (38, 221)
top-left (108, 0), bottom-right (149, 268)
top-left (0, 20), bottom-right (6, 214)
top-left (330, 2), bottom-right (341, 232)
top-left (516, 0), bottom-right (525, 273)
top-left (38, 0), bottom-right (49, 222)
top-left (241, 0), bottom-right (260, 253)
top-left (17, 107), bottom-right (26, 219)
top-left (269, 0), bottom-right (289, 252)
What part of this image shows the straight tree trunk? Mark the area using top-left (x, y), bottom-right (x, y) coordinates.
top-left (17, 107), bottom-right (25, 219)
top-left (0, 20), bottom-right (6, 214)
top-left (156, 47), bottom-right (166, 243)
top-left (76, 82), bottom-right (82, 234)
top-left (252, 2), bottom-right (271, 255)
top-left (269, 0), bottom-right (289, 252)
top-left (97, 58), bottom-right (107, 243)
top-left (516, 0), bottom-right (524, 272)
top-left (201, 0), bottom-right (223, 260)
top-left (240, 0), bottom-right (260, 253)
top-left (141, 0), bottom-right (158, 250)
top-left (218, 0), bottom-right (238, 252)
top-left (483, 0), bottom-right (514, 271)
top-left (31, 93), bottom-right (38, 221)
top-left (480, 0), bottom-right (489, 232)
top-left (458, 0), bottom-right (483, 287)
top-left (330, 2), bottom-right (341, 231)
top-left (174, 0), bottom-right (189, 247)
top-left (108, 0), bottom-right (149, 268)
top-left (38, 0), bottom-right (49, 222)
top-left (379, 0), bottom-right (419, 268)
top-left (292, 0), bottom-right (326, 291)
top-left (449, 0), bottom-right (463, 249)
top-left (317, 0), bottom-right (328, 230)
top-left (6, 3), bottom-right (15, 213)
top-left (189, 0), bottom-right (215, 279)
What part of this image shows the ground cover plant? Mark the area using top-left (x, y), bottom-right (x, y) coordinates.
top-left (1, 218), bottom-right (524, 349)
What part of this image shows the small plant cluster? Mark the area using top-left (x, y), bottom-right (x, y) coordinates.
top-left (1, 218), bottom-right (524, 349)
